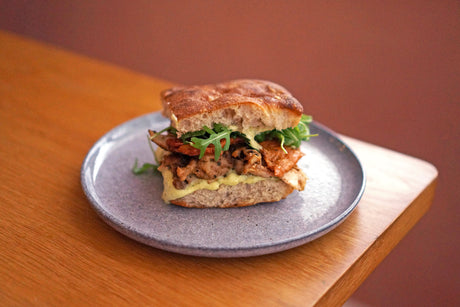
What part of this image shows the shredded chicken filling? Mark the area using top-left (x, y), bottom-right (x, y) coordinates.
top-left (154, 133), bottom-right (305, 190)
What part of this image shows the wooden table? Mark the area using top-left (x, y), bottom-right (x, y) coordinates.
top-left (0, 31), bottom-right (438, 306)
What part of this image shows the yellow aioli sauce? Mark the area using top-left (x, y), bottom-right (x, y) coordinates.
top-left (161, 169), bottom-right (268, 203)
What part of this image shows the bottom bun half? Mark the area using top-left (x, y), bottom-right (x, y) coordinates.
top-left (166, 177), bottom-right (294, 208)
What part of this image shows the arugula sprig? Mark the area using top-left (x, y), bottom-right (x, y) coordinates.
top-left (188, 124), bottom-right (232, 161)
top-left (131, 158), bottom-right (158, 174)
top-left (255, 114), bottom-right (317, 153)
top-left (131, 135), bottom-right (161, 175)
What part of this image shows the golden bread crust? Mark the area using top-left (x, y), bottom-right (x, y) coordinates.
top-left (161, 79), bottom-right (303, 134)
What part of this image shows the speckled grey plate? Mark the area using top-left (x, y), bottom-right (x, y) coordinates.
top-left (81, 112), bottom-right (365, 257)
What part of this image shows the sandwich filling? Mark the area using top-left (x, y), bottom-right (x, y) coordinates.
top-left (150, 115), bottom-right (315, 202)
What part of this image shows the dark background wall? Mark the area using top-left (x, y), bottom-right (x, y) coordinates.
top-left (1, 1), bottom-right (458, 306)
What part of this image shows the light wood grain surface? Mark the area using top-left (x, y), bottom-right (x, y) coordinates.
top-left (0, 31), bottom-right (438, 306)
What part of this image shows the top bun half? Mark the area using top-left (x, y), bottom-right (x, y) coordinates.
top-left (161, 79), bottom-right (303, 136)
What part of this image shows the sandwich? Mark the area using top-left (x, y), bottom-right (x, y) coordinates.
top-left (149, 79), bottom-right (315, 208)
